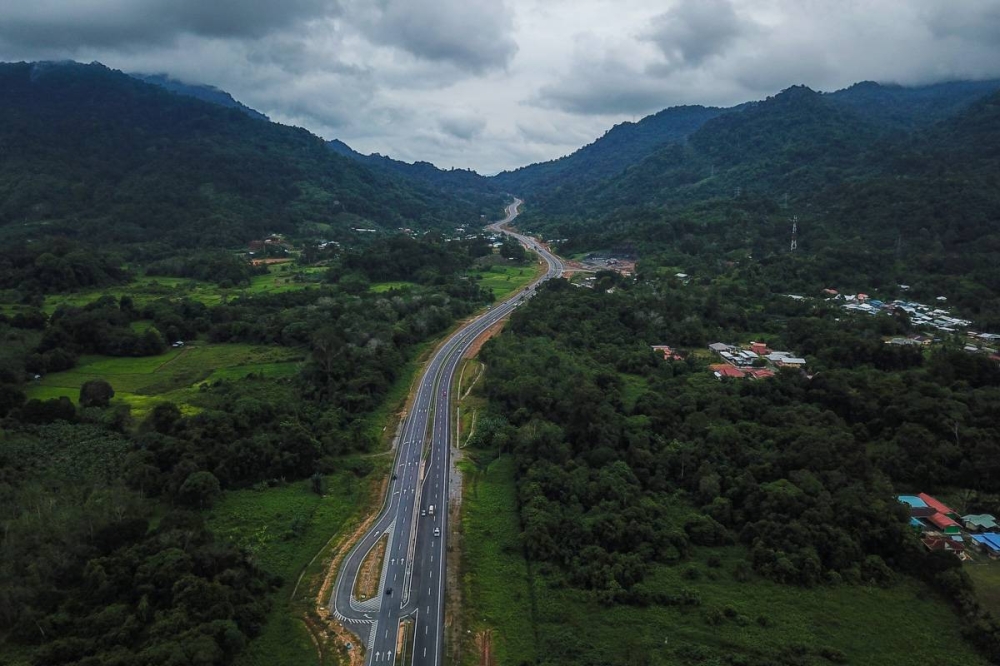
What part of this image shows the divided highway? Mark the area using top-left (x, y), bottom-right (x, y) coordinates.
top-left (330, 198), bottom-right (562, 665)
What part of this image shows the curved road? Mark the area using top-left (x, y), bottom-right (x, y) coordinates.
top-left (330, 198), bottom-right (562, 665)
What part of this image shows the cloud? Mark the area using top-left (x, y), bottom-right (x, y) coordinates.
top-left (438, 111), bottom-right (487, 140)
top-left (3, 0), bottom-right (1000, 173)
top-left (353, 0), bottom-right (517, 73)
top-left (645, 0), bottom-right (751, 70)
top-left (0, 0), bottom-right (338, 50)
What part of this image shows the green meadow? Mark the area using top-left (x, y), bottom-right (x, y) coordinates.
top-left (370, 280), bottom-right (417, 292)
top-left (468, 261), bottom-right (542, 301)
top-left (459, 456), bottom-right (987, 666)
top-left (206, 457), bottom-right (390, 666)
top-left (8, 262), bottom-right (328, 315)
top-left (24, 344), bottom-right (303, 418)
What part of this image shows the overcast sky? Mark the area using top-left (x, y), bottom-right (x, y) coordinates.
top-left (2, 0), bottom-right (999, 173)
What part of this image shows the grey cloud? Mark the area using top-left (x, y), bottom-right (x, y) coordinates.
top-left (923, 1), bottom-right (1000, 44)
top-left (438, 112), bottom-right (486, 140)
top-left (356, 0), bottom-right (517, 73)
top-left (645, 0), bottom-right (750, 69)
top-left (533, 54), bottom-right (674, 116)
top-left (0, 0), bottom-right (338, 50)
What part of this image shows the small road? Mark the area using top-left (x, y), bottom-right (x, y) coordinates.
top-left (329, 198), bottom-right (562, 665)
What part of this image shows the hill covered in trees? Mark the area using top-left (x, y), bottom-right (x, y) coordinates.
top-left (327, 139), bottom-right (505, 220)
top-left (0, 61), bottom-right (487, 249)
top-left (508, 81), bottom-right (1000, 327)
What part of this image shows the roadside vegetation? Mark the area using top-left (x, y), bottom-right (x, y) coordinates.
top-left (458, 274), bottom-right (1000, 664)
top-left (0, 231), bottom-right (519, 666)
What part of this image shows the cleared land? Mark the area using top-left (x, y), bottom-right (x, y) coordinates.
top-left (7, 263), bottom-right (328, 315)
top-left (468, 263), bottom-right (539, 301)
top-left (968, 563), bottom-right (1000, 617)
top-left (206, 459), bottom-right (389, 666)
top-left (459, 456), bottom-right (988, 666)
top-left (24, 343), bottom-right (302, 418)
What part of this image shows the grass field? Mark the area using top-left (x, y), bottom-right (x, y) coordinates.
top-left (2, 263), bottom-right (329, 315)
top-left (459, 456), bottom-right (989, 666)
top-left (468, 261), bottom-right (542, 301)
top-left (459, 456), bottom-right (537, 666)
top-left (370, 281), bottom-right (416, 293)
top-left (968, 563), bottom-right (1000, 617)
top-left (206, 459), bottom-right (388, 666)
top-left (24, 343), bottom-right (303, 418)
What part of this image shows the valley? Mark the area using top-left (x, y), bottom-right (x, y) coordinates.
top-left (3, 51), bottom-right (1000, 666)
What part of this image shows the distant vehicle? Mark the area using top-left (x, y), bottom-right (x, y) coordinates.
top-left (392, 473), bottom-right (397, 480)
top-left (428, 505), bottom-right (435, 516)
top-left (385, 587), bottom-right (393, 596)
top-left (433, 527), bottom-right (440, 537)
top-left (421, 509), bottom-right (426, 516)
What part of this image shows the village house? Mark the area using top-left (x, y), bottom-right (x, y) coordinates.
top-left (963, 514), bottom-right (998, 532)
top-left (709, 364), bottom-right (745, 379)
top-left (651, 345), bottom-right (684, 361)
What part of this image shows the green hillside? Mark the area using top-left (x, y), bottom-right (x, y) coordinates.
top-left (0, 61), bottom-right (482, 248)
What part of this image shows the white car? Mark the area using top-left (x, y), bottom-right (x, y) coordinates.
top-left (433, 527), bottom-right (440, 537)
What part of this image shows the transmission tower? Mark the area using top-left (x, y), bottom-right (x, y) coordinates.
top-left (790, 216), bottom-right (798, 252)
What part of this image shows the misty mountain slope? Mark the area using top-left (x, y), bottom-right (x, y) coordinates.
top-left (492, 104), bottom-right (726, 196)
top-left (502, 79), bottom-right (1000, 217)
top-left (131, 72), bottom-right (270, 121)
top-left (826, 79), bottom-right (1000, 130)
top-left (0, 61), bottom-right (481, 247)
top-left (526, 86), bottom-right (885, 220)
top-left (328, 139), bottom-right (504, 217)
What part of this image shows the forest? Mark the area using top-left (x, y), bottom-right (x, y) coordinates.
top-left (511, 83), bottom-right (1000, 328)
top-left (472, 274), bottom-right (1000, 661)
top-left (0, 233), bottom-right (501, 665)
top-left (0, 61), bottom-right (497, 250)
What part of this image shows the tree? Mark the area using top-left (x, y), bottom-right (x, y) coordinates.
top-left (0, 385), bottom-right (25, 417)
top-left (79, 379), bottom-right (115, 408)
top-left (310, 472), bottom-right (326, 496)
top-left (177, 471), bottom-right (221, 509)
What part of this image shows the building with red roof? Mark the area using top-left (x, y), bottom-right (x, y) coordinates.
top-left (923, 535), bottom-right (964, 554)
top-left (651, 345), bottom-right (684, 361)
top-left (709, 364), bottom-right (745, 379)
top-left (918, 493), bottom-right (959, 519)
top-left (927, 512), bottom-right (961, 535)
top-left (746, 368), bottom-right (775, 380)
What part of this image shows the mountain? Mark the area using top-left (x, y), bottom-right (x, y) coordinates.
top-left (826, 79), bottom-right (1000, 130)
top-left (0, 61), bottom-right (482, 248)
top-left (512, 83), bottom-right (1000, 324)
top-left (328, 139), bottom-right (504, 217)
top-left (499, 79), bottom-right (1000, 216)
top-left (131, 72), bottom-right (270, 121)
top-left (492, 105), bottom-right (726, 196)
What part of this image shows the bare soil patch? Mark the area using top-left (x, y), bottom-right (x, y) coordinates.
top-left (354, 534), bottom-right (388, 601)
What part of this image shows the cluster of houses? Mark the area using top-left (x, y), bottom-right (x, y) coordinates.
top-left (704, 341), bottom-right (806, 380)
top-left (247, 233), bottom-right (289, 256)
top-left (899, 493), bottom-right (1000, 559)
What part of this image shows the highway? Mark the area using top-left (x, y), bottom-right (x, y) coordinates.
top-left (330, 198), bottom-right (562, 665)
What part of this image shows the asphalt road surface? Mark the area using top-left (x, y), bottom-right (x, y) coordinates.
top-left (330, 198), bottom-right (562, 665)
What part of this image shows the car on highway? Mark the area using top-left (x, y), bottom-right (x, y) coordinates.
top-left (421, 509), bottom-right (426, 516)
top-left (433, 527), bottom-right (440, 537)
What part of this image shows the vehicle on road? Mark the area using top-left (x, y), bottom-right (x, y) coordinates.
top-left (428, 505), bottom-right (434, 515)
top-left (421, 509), bottom-right (426, 516)
top-left (385, 587), bottom-right (393, 596)
top-left (433, 527), bottom-right (440, 537)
